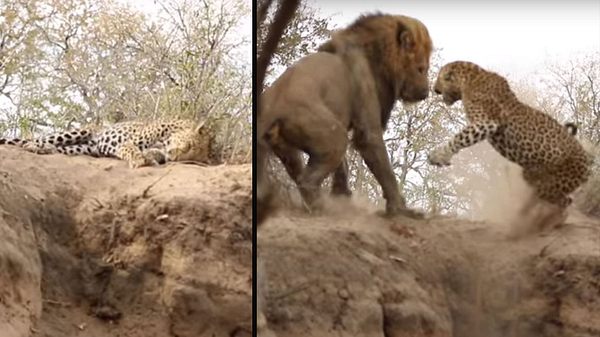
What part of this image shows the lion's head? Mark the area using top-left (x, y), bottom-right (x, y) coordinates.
top-left (336, 14), bottom-right (434, 103)
top-left (390, 15), bottom-right (433, 102)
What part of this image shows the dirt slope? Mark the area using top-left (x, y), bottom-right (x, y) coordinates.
top-left (0, 147), bottom-right (252, 337)
top-left (259, 200), bottom-right (600, 337)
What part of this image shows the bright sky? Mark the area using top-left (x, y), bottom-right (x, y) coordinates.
top-left (310, 0), bottom-right (600, 78)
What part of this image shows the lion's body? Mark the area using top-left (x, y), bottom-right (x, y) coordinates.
top-left (0, 119), bottom-right (215, 168)
top-left (258, 13), bottom-right (433, 217)
top-left (261, 53), bottom-right (354, 129)
top-left (429, 61), bottom-right (593, 208)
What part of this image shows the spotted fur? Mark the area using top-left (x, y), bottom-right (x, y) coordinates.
top-left (428, 61), bottom-right (593, 208)
top-left (0, 119), bottom-right (215, 168)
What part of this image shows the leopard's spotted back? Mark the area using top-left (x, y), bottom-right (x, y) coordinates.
top-left (434, 61), bottom-right (594, 207)
top-left (92, 120), bottom-right (194, 156)
top-left (444, 62), bottom-right (587, 167)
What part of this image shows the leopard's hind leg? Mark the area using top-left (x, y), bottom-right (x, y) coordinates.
top-left (55, 143), bottom-right (100, 157)
top-left (3, 129), bottom-right (95, 155)
top-left (519, 164), bottom-right (577, 234)
top-left (41, 129), bottom-right (95, 146)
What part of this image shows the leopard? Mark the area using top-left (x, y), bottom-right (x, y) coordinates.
top-left (0, 119), bottom-right (216, 168)
top-left (428, 60), bottom-right (593, 227)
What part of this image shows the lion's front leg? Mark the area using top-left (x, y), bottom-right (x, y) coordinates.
top-left (428, 121), bottom-right (499, 166)
top-left (352, 129), bottom-right (423, 219)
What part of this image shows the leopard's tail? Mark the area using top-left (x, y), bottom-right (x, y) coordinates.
top-left (564, 122), bottom-right (597, 163)
top-left (564, 122), bottom-right (578, 136)
top-left (0, 138), bottom-right (30, 147)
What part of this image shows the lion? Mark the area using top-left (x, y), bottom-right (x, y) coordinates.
top-left (257, 13), bottom-right (433, 218)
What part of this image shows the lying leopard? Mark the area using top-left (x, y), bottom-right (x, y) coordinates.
top-left (428, 61), bottom-right (593, 226)
top-left (0, 119), bottom-right (214, 168)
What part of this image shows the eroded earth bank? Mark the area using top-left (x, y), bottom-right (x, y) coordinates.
top-left (0, 147), bottom-right (252, 337)
top-left (259, 198), bottom-right (600, 337)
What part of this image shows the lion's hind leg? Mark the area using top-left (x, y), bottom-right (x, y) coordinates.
top-left (330, 157), bottom-right (352, 197)
top-left (270, 136), bottom-right (304, 185)
top-left (298, 150), bottom-right (347, 212)
top-left (270, 140), bottom-right (312, 210)
top-left (271, 108), bottom-right (349, 213)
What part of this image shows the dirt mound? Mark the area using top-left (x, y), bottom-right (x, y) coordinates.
top-left (0, 147), bottom-right (252, 337)
top-left (259, 199), bottom-right (600, 337)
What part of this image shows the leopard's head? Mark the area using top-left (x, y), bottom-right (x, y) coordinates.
top-left (434, 61), bottom-right (475, 105)
top-left (166, 120), bottom-right (211, 163)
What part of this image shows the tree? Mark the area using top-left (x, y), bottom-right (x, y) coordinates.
top-left (257, 0), bottom-right (331, 85)
top-left (546, 53), bottom-right (600, 144)
top-left (0, 0), bottom-right (252, 163)
top-left (545, 53), bottom-right (600, 216)
top-left (0, 0), bottom-right (51, 136)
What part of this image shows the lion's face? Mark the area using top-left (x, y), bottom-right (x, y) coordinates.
top-left (434, 65), bottom-right (462, 105)
top-left (397, 56), bottom-right (430, 103)
top-left (394, 17), bottom-right (433, 103)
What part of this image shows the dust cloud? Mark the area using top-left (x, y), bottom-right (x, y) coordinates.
top-left (445, 142), bottom-right (542, 237)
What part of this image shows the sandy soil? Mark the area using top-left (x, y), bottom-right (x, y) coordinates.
top-left (258, 144), bottom-right (600, 337)
top-left (0, 147), bottom-right (252, 337)
top-left (259, 205), bottom-right (600, 337)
